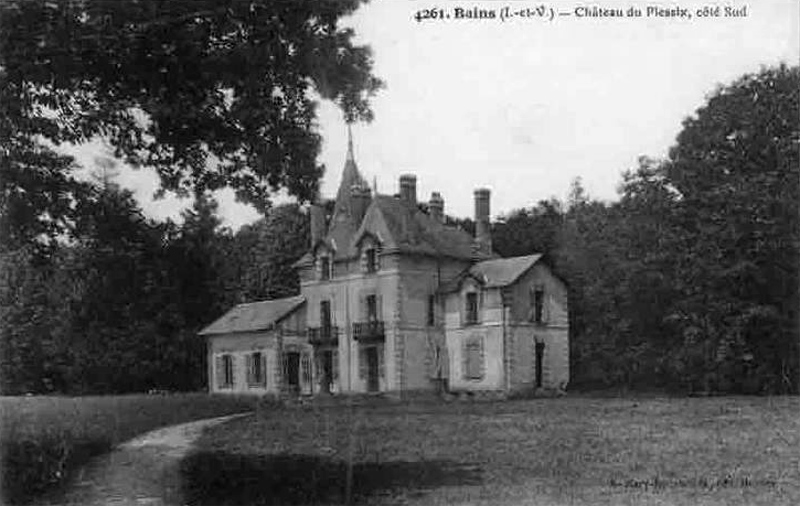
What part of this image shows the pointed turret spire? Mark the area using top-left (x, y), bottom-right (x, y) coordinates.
top-left (346, 122), bottom-right (355, 163)
top-left (333, 122), bottom-right (368, 219)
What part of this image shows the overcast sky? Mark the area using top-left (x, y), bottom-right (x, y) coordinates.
top-left (66, 0), bottom-right (799, 229)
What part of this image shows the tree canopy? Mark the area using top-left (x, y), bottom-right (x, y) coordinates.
top-left (491, 65), bottom-right (798, 394)
top-left (1, 0), bottom-right (382, 212)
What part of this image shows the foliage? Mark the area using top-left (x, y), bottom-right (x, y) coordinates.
top-left (492, 198), bottom-right (563, 258)
top-left (0, 0), bottom-right (382, 210)
top-left (233, 203), bottom-right (309, 301)
top-left (491, 66), bottom-right (799, 394)
top-left (0, 393), bottom-right (255, 505)
top-left (662, 64), bottom-right (799, 393)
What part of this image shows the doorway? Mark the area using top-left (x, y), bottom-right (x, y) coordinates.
top-left (365, 346), bottom-right (380, 392)
top-left (286, 352), bottom-right (301, 392)
top-left (320, 350), bottom-right (334, 394)
top-left (535, 342), bottom-right (545, 388)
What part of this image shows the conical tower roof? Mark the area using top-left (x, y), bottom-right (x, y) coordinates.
top-left (332, 124), bottom-right (368, 219)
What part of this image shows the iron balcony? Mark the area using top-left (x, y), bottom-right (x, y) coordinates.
top-left (352, 320), bottom-right (385, 342)
top-left (308, 325), bottom-right (339, 346)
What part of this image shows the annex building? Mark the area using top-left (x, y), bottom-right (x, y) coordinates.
top-left (199, 136), bottom-right (569, 397)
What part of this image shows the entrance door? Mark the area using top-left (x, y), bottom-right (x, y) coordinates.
top-left (366, 347), bottom-right (380, 392)
top-left (535, 342), bottom-right (545, 388)
top-left (286, 352), bottom-right (301, 392)
top-left (321, 350), bottom-right (334, 394)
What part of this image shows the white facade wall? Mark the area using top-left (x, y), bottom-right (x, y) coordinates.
top-left (207, 332), bottom-right (280, 395)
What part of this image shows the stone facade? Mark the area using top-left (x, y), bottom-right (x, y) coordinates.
top-left (201, 137), bottom-right (569, 396)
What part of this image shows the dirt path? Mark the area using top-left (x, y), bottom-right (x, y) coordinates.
top-left (56, 413), bottom-right (251, 506)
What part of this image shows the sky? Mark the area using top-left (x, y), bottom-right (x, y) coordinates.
top-left (66, 0), bottom-right (799, 229)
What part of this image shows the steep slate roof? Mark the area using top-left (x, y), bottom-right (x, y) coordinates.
top-left (198, 295), bottom-right (305, 336)
top-left (470, 254), bottom-right (543, 287)
top-left (354, 195), bottom-right (485, 260)
top-left (294, 130), bottom-right (491, 265)
top-left (439, 253), bottom-right (543, 292)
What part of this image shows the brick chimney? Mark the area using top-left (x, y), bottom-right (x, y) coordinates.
top-left (351, 184), bottom-right (372, 225)
top-left (474, 188), bottom-right (492, 254)
top-left (429, 192), bottom-right (444, 222)
top-left (399, 174), bottom-right (417, 206)
top-left (309, 203), bottom-right (327, 247)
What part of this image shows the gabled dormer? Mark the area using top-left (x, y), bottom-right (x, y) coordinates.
top-left (354, 232), bottom-right (382, 275)
top-left (313, 242), bottom-right (334, 281)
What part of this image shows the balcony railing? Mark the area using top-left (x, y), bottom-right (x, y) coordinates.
top-left (308, 325), bottom-right (338, 346)
top-left (352, 320), bottom-right (385, 342)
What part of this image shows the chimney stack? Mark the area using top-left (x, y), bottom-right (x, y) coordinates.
top-left (474, 188), bottom-right (492, 254)
top-left (429, 192), bottom-right (444, 222)
top-left (350, 184), bottom-right (372, 225)
top-left (309, 203), bottom-right (327, 247)
top-left (399, 174), bottom-right (417, 206)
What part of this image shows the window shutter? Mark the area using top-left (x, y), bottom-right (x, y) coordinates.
top-left (545, 293), bottom-right (552, 323)
top-left (260, 353), bottom-right (268, 387)
top-left (229, 355), bottom-right (236, 387)
top-left (281, 353), bottom-right (288, 386)
top-left (359, 348), bottom-right (367, 379)
top-left (378, 345), bottom-right (385, 379)
top-left (332, 350), bottom-right (339, 382)
top-left (462, 340), bottom-right (469, 380)
top-left (376, 247), bottom-right (381, 271)
top-left (376, 294), bottom-right (383, 320)
top-left (359, 293), bottom-right (366, 321)
top-left (302, 353), bottom-right (311, 384)
top-left (215, 356), bottom-right (224, 389)
top-left (245, 354), bottom-right (253, 386)
top-left (479, 338), bottom-right (485, 379)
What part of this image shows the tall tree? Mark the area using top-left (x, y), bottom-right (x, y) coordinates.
top-left (234, 203), bottom-right (309, 301)
top-left (492, 198), bottom-right (564, 258)
top-left (663, 64), bottom-right (799, 393)
top-left (1, 0), bottom-right (382, 210)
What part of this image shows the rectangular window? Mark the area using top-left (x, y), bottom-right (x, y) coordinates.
top-left (465, 339), bottom-right (483, 380)
top-left (320, 256), bottom-right (331, 280)
top-left (365, 248), bottom-right (378, 273)
top-left (320, 300), bottom-right (332, 329)
top-left (427, 294), bottom-right (435, 326)
top-left (222, 354), bottom-right (234, 388)
top-left (465, 292), bottom-right (479, 325)
top-left (248, 351), bottom-right (266, 387)
top-left (366, 294), bottom-right (378, 322)
top-left (533, 289), bottom-right (545, 324)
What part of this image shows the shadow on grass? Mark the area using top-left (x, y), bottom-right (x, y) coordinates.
top-left (2, 436), bottom-right (111, 505)
top-left (181, 451), bottom-right (482, 505)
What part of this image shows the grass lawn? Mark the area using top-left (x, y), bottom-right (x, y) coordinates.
top-left (0, 393), bottom-right (256, 504)
top-left (183, 395), bottom-right (800, 506)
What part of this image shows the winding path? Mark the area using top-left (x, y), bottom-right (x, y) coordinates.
top-left (57, 413), bottom-right (250, 506)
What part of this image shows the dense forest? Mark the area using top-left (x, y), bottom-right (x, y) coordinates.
top-left (2, 64), bottom-right (797, 396)
top-left (0, 3), bottom-right (797, 396)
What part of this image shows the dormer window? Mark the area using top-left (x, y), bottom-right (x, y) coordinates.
top-left (465, 292), bottom-right (479, 325)
top-left (320, 255), bottom-right (332, 280)
top-left (531, 287), bottom-right (545, 324)
top-left (365, 248), bottom-right (378, 273)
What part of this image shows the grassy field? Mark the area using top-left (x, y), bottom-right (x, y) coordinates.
top-left (0, 393), bottom-right (256, 504)
top-left (183, 395), bottom-right (800, 506)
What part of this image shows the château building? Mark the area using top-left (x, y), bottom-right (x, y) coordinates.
top-left (200, 134), bottom-right (569, 397)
